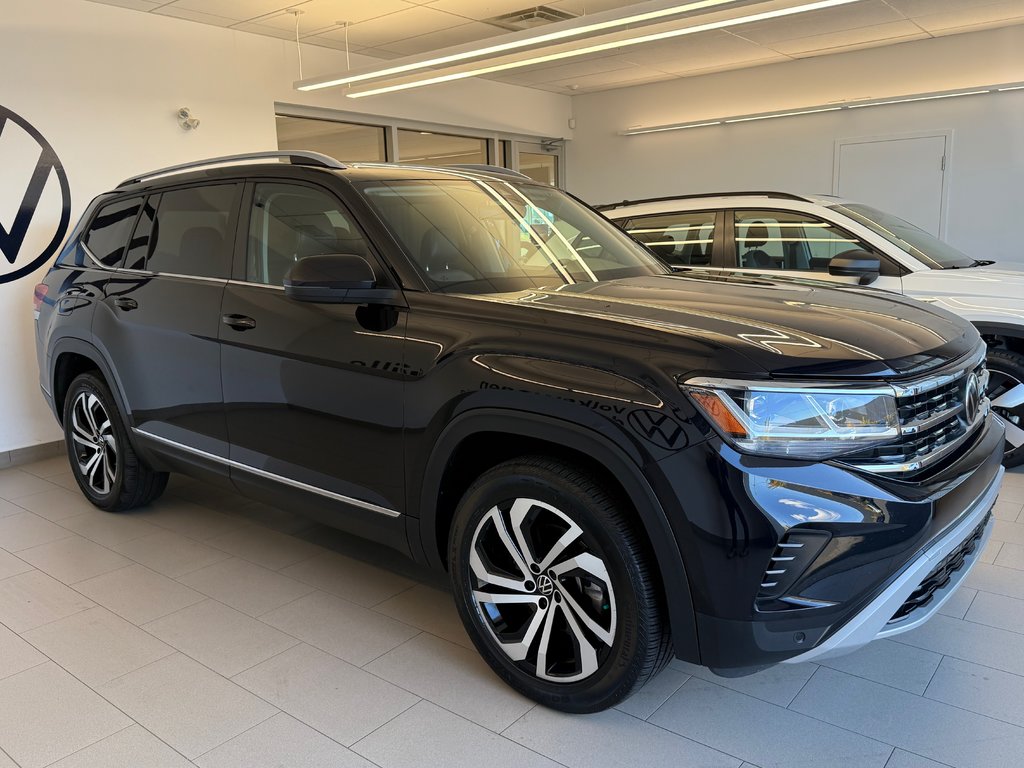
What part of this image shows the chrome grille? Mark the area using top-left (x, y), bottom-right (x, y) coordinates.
top-left (845, 351), bottom-right (988, 476)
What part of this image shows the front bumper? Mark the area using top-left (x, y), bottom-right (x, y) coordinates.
top-left (782, 465), bottom-right (999, 664)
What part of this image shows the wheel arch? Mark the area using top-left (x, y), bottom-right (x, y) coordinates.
top-left (973, 323), bottom-right (1024, 356)
top-left (49, 337), bottom-right (132, 428)
top-left (418, 408), bottom-right (700, 662)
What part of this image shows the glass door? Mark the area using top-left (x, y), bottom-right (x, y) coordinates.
top-left (514, 141), bottom-right (561, 187)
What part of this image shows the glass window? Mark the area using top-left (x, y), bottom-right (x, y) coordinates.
top-left (734, 210), bottom-right (866, 271)
top-left (397, 130), bottom-right (487, 166)
top-left (357, 179), bottom-right (665, 294)
top-left (831, 203), bottom-right (975, 270)
top-left (124, 195), bottom-right (159, 271)
top-left (622, 211), bottom-right (715, 267)
top-left (276, 115), bottom-right (386, 162)
top-left (247, 183), bottom-right (372, 286)
top-left (83, 197), bottom-right (142, 267)
top-left (146, 185), bottom-right (238, 278)
top-left (518, 152), bottom-right (558, 186)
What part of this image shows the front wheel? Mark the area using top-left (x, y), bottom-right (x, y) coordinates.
top-left (63, 372), bottom-right (168, 511)
top-left (987, 349), bottom-right (1024, 467)
top-left (449, 456), bottom-right (671, 713)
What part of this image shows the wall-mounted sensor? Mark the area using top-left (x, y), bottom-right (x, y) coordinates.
top-left (177, 107), bottom-right (200, 131)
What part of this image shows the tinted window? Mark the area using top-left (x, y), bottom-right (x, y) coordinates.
top-left (248, 183), bottom-right (371, 286)
top-left (124, 195), bottom-right (159, 271)
top-left (734, 210), bottom-right (867, 271)
top-left (83, 197), bottom-right (142, 267)
top-left (622, 211), bottom-right (715, 266)
top-left (358, 179), bottom-right (664, 294)
top-left (146, 185), bottom-right (238, 278)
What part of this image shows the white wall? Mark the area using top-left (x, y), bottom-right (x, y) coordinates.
top-left (0, 0), bottom-right (572, 453)
top-left (567, 25), bottom-right (1024, 265)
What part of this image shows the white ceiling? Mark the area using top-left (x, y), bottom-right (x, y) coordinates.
top-left (86, 0), bottom-right (1024, 93)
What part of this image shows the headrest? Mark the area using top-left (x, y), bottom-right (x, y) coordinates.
top-left (743, 222), bottom-right (769, 249)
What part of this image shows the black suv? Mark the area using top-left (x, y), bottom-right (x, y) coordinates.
top-left (34, 152), bottom-right (1004, 712)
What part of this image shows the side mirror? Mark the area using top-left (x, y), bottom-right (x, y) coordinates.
top-left (284, 254), bottom-right (403, 305)
top-left (828, 250), bottom-right (881, 285)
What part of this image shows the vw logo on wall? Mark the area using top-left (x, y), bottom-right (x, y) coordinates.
top-left (0, 105), bottom-right (71, 284)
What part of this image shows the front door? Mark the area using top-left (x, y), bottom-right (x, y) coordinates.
top-left (726, 208), bottom-right (904, 293)
top-left (219, 180), bottom-right (407, 535)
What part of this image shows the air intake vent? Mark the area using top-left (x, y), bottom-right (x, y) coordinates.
top-left (485, 6), bottom-right (578, 31)
top-left (757, 529), bottom-right (831, 603)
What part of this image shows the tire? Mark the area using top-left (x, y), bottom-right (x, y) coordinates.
top-left (986, 349), bottom-right (1024, 468)
top-left (62, 372), bottom-right (168, 511)
top-left (449, 455), bottom-right (671, 713)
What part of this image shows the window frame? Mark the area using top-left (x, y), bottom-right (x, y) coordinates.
top-left (618, 209), bottom-right (725, 270)
top-left (233, 178), bottom-right (394, 289)
top-left (78, 195), bottom-right (145, 270)
top-left (724, 207), bottom-right (904, 277)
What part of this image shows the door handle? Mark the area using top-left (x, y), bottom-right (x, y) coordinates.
top-left (222, 313), bottom-right (256, 331)
top-left (113, 297), bottom-right (138, 311)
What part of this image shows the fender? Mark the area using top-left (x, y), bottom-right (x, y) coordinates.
top-left (418, 407), bottom-right (700, 662)
top-left (48, 335), bottom-right (133, 427)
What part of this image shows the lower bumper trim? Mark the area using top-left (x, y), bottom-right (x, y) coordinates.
top-left (782, 465), bottom-right (1003, 665)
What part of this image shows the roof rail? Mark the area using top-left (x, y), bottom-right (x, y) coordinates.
top-left (117, 151), bottom-right (346, 188)
top-left (594, 191), bottom-right (813, 211)
top-left (449, 164), bottom-right (531, 180)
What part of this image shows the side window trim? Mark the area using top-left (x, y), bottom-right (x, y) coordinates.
top-left (236, 178), bottom-right (388, 288)
top-left (620, 209), bottom-right (719, 269)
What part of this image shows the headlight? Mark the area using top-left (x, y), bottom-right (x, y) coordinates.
top-left (683, 381), bottom-right (900, 460)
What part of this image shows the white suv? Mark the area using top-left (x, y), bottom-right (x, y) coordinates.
top-left (601, 192), bottom-right (1024, 466)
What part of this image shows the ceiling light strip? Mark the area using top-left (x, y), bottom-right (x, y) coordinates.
top-left (296, 0), bottom-right (749, 91)
top-left (343, 0), bottom-right (864, 98)
top-left (620, 82), bottom-right (1024, 135)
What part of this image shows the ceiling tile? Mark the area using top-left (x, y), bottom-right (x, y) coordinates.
top-left (254, 0), bottom-right (417, 34)
top-left (910, 1), bottom-right (1024, 33)
top-left (885, 0), bottom-right (1011, 16)
top-left (86, 0), bottom-right (162, 10)
top-left (152, 6), bottom-right (240, 27)
top-left (342, 6), bottom-right (470, 48)
top-left (549, 0), bottom-right (643, 15)
top-left (515, 55), bottom-right (640, 84)
top-left (230, 20), bottom-right (298, 39)
top-left (769, 20), bottom-right (929, 54)
top-left (373, 21), bottom-right (507, 56)
top-left (731, 0), bottom-right (905, 45)
top-left (428, 0), bottom-right (549, 22)
top-left (166, 0), bottom-right (297, 22)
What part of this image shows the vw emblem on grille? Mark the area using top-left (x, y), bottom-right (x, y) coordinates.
top-left (963, 372), bottom-right (982, 425)
top-left (536, 575), bottom-right (554, 596)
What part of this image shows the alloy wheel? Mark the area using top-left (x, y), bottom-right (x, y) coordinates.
top-left (70, 391), bottom-right (118, 495)
top-left (988, 372), bottom-right (1024, 457)
top-left (468, 497), bottom-right (617, 683)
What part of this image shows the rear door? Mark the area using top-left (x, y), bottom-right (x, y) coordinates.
top-left (219, 179), bottom-right (407, 536)
top-left (725, 208), bottom-right (904, 292)
top-left (617, 210), bottom-right (724, 272)
top-left (94, 183), bottom-right (242, 458)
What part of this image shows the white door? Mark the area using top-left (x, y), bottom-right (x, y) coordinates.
top-left (835, 135), bottom-right (947, 236)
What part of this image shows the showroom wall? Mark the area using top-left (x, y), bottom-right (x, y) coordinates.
top-left (0, 0), bottom-right (572, 454)
top-left (568, 25), bottom-right (1024, 263)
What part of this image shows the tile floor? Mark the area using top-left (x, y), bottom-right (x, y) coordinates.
top-left (0, 456), bottom-right (1022, 768)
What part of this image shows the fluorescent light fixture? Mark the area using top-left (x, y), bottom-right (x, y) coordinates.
top-left (297, 0), bottom-right (744, 91)
top-left (344, 0), bottom-right (864, 98)
top-left (846, 90), bottom-right (989, 108)
top-left (724, 106), bottom-right (841, 122)
top-left (629, 120), bottom-right (723, 134)
top-left (621, 81), bottom-right (1024, 135)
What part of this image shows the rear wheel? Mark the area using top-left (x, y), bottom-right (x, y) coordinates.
top-left (986, 349), bottom-right (1024, 467)
top-left (449, 456), bottom-right (671, 712)
top-left (63, 373), bottom-right (168, 511)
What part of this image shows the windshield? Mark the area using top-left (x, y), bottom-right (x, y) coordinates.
top-left (831, 203), bottom-right (976, 269)
top-left (357, 178), bottom-right (667, 294)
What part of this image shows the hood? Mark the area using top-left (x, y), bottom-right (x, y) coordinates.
top-left (905, 264), bottom-right (1024, 307)
top-left (497, 273), bottom-right (978, 378)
